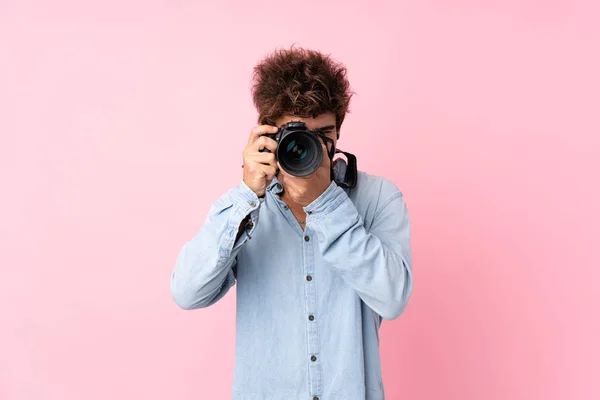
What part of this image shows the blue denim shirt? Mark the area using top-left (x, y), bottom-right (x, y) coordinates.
top-left (170, 161), bottom-right (413, 400)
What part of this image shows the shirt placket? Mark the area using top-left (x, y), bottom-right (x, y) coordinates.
top-left (303, 231), bottom-right (322, 399)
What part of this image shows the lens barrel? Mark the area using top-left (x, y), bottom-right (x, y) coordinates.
top-left (277, 124), bottom-right (323, 177)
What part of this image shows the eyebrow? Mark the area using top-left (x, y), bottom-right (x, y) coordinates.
top-left (316, 125), bottom-right (336, 132)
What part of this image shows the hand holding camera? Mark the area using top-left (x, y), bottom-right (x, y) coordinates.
top-left (242, 125), bottom-right (280, 197)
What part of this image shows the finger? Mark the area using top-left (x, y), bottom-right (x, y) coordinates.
top-left (252, 135), bottom-right (278, 153)
top-left (248, 152), bottom-right (277, 167)
top-left (262, 165), bottom-right (278, 181)
top-left (248, 125), bottom-right (279, 145)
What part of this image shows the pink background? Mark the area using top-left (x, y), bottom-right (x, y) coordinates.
top-left (1, 1), bottom-right (599, 399)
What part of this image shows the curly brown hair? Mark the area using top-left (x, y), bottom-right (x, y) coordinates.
top-left (251, 46), bottom-right (354, 135)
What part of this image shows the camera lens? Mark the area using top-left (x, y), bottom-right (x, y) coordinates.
top-left (286, 140), bottom-right (308, 161)
top-left (278, 131), bottom-right (323, 177)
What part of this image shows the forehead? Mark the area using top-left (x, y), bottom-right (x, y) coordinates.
top-left (276, 113), bottom-right (336, 131)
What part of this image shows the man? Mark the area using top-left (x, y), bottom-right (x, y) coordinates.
top-left (170, 46), bottom-right (413, 400)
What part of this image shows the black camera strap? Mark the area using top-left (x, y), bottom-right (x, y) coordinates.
top-left (317, 133), bottom-right (358, 190)
top-left (331, 149), bottom-right (357, 189)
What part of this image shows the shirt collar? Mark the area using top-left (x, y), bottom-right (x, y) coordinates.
top-left (267, 176), bottom-right (284, 195)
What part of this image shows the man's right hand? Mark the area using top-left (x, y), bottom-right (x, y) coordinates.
top-left (242, 125), bottom-right (279, 197)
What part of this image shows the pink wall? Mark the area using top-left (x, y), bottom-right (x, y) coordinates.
top-left (1, 1), bottom-right (598, 399)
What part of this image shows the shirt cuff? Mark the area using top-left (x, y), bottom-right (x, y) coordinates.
top-left (303, 181), bottom-right (348, 219)
top-left (229, 180), bottom-right (265, 242)
top-left (229, 179), bottom-right (261, 212)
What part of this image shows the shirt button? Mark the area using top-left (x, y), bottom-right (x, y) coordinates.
top-left (308, 315), bottom-right (314, 321)
top-left (313, 397), bottom-right (319, 400)
top-left (304, 235), bottom-right (310, 242)
top-left (283, 205), bottom-right (289, 210)
top-left (311, 355), bottom-right (317, 362)
top-left (249, 201), bottom-right (256, 207)
top-left (276, 183), bottom-right (282, 190)
top-left (306, 275), bottom-right (312, 281)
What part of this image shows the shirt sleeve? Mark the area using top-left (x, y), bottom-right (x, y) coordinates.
top-left (170, 180), bottom-right (262, 310)
top-left (304, 180), bottom-right (413, 320)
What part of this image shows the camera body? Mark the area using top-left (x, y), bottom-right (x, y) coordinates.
top-left (261, 121), bottom-right (329, 177)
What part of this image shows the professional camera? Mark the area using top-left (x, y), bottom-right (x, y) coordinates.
top-left (261, 121), bottom-right (334, 177)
